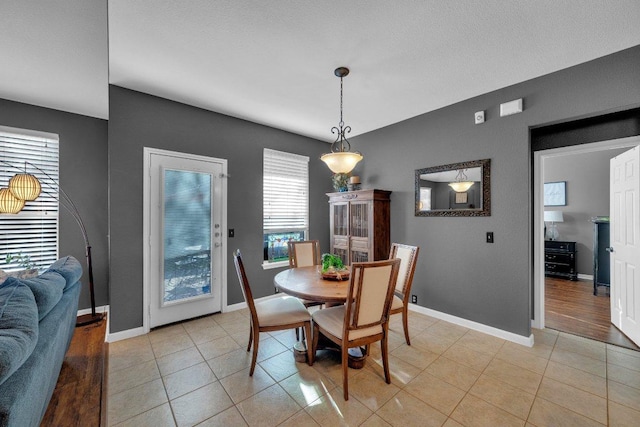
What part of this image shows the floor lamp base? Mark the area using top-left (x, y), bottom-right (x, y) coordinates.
top-left (76, 312), bottom-right (105, 327)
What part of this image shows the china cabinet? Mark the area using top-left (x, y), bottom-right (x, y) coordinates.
top-left (327, 189), bottom-right (391, 265)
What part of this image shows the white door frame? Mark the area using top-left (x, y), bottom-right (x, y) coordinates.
top-left (143, 147), bottom-right (228, 333)
top-left (532, 135), bottom-right (640, 329)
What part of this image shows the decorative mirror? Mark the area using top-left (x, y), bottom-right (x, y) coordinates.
top-left (415, 158), bottom-right (491, 217)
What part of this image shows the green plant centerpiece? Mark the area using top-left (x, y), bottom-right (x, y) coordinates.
top-left (321, 253), bottom-right (349, 280)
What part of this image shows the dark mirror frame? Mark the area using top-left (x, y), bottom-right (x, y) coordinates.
top-left (415, 158), bottom-right (491, 217)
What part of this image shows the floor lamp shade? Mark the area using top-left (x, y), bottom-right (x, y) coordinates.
top-left (9, 173), bottom-right (42, 201)
top-left (0, 188), bottom-right (25, 214)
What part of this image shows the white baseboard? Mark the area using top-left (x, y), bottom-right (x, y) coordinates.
top-left (106, 294), bottom-right (284, 342)
top-left (77, 305), bottom-right (109, 317)
top-left (578, 273), bottom-right (594, 281)
top-left (408, 304), bottom-right (534, 347)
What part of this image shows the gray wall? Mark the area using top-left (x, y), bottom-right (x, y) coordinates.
top-left (544, 148), bottom-right (629, 275)
top-left (0, 98), bottom-right (109, 310)
top-left (108, 86), bottom-right (332, 333)
top-left (351, 45), bottom-right (640, 337)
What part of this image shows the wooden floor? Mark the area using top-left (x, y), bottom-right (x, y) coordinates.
top-left (545, 277), bottom-right (639, 351)
top-left (41, 316), bottom-right (107, 427)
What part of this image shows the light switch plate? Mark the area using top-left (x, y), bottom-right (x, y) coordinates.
top-left (475, 110), bottom-right (485, 124)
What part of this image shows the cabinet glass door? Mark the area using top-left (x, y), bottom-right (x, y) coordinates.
top-left (333, 203), bottom-right (349, 236)
top-left (350, 202), bottom-right (369, 238)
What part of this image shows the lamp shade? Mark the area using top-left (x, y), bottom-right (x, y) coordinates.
top-left (320, 151), bottom-right (363, 174)
top-left (448, 181), bottom-right (474, 192)
top-left (544, 210), bottom-right (564, 222)
top-left (9, 173), bottom-right (41, 201)
top-left (0, 188), bottom-right (26, 214)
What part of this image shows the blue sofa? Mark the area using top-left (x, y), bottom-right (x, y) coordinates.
top-left (0, 256), bottom-right (82, 427)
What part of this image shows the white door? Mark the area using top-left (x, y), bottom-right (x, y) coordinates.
top-left (147, 150), bottom-right (226, 328)
top-left (610, 145), bottom-right (640, 346)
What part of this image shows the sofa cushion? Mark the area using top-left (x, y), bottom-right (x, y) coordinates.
top-left (45, 256), bottom-right (83, 290)
top-left (18, 272), bottom-right (66, 320)
top-left (0, 280), bottom-right (39, 387)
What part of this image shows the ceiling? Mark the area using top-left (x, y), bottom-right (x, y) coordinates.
top-left (2, 1), bottom-right (640, 142)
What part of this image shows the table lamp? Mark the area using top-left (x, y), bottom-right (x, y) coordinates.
top-left (544, 210), bottom-right (564, 241)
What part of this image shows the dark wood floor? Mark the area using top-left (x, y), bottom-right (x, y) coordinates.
top-left (41, 316), bottom-right (107, 427)
top-left (545, 277), bottom-right (639, 351)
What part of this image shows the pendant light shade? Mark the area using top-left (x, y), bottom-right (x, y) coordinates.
top-left (448, 169), bottom-right (474, 193)
top-left (0, 188), bottom-right (26, 214)
top-left (320, 151), bottom-right (364, 174)
top-left (9, 173), bottom-right (41, 201)
top-left (321, 67), bottom-right (363, 174)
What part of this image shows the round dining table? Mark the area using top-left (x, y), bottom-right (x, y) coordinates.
top-left (273, 265), bottom-right (350, 304)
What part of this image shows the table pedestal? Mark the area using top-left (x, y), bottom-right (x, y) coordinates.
top-left (293, 338), bottom-right (366, 369)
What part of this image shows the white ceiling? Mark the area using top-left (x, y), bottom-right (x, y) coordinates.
top-left (2, 1), bottom-right (640, 142)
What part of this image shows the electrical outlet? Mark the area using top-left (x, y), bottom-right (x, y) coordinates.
top-left (275, 287), bottom-right (279, 294)
top-left (228, 228), bottom-right (235, 238)
top-left (486, 232), bottom-right (494, 243)
top-left (411, 295), bottom-right (417, 304)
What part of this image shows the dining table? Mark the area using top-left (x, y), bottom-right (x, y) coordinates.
top-left (274, 265), bottom-right (367, 368)
top-left (273, 265), bottom-right (350, 304)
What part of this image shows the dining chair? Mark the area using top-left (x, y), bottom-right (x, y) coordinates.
top-left (233, 249), bottom-right (313, 375)
top-left (288, 240), bottom-right (324, 340)
top-left (309, 258), bottom-right (401, 400)
top-left (388, 243), bottom-right (420, 345)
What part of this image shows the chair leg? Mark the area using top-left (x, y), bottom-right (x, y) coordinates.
top-left (295, 327), bottom-right (300, 341)
top-left (402, 308), bottom-right (411, 345)
top-left (309, 322), bottom-right (320, 365)
top-left (303, 322), bottom-right (313, 366)
top-left (342, 345), bottom-right (349, 401)
top-left (247, 324), bottom-right (253, 352)
top-left (381, 329), bottom-right (391, 384)
top-left (249, 327), bottom-right (260, 376)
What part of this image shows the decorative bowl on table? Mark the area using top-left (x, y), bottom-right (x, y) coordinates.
top-left (321, 266), bottom-right (350, 281)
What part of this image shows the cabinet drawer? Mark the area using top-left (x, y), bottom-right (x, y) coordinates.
top-left (545, 262), bottom-right (575, 274)
top-left (545, 252), bottom-right (574, 263)
top-left (544, 241), bottom-right (576, 252)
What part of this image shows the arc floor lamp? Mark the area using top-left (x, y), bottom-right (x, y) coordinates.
top-left (0, 160), bottom-right (103, 326)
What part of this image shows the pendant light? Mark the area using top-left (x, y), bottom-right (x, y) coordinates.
top-left (320, 67), bottom-right (363, 174)
top-left (448, 169), bottom-right (474, 193)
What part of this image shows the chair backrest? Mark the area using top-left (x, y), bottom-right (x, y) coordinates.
top-left (233, 250), bottom-right (257, 321)
top-left (288, 240), bottom-right (321, 268)
top-left (344, 258), bottom-right (400, 335)
top-left (388, 243), bottom-right (419, 297)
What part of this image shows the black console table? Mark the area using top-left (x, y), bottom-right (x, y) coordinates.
top-left (545, 240), bottom-right (578, 281)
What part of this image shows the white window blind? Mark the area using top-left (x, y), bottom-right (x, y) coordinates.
top-left (263, 149), bottom-right (309, 262)
top-left (0, 125), bottom-right (59, 271)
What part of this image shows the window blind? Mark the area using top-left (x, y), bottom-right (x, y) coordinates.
top-left (0, 126), bottom-right (59, 271)
top-left (263, 148), bottom-right (309, 233)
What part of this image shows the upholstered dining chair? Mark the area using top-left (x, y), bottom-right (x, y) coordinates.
top-left (309, 258), bottom-right (401, 400)
top-left (388, 243), bottom-right (420, 345)
top-left (288, 240), bottom-right (324, 340)
top-left (233, 249), bottom-right (313, 375)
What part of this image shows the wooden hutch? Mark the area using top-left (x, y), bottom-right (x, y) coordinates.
top-left (327, 189), bottom-right (391, 265)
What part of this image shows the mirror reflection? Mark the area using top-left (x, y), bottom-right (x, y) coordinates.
top-left (415, 159), bottom-right (491, 217)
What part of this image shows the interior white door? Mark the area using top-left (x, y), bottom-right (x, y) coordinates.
top-left (610, 145), bottom-right (640, 346)
top-left (148, 151), bottom-right (225, 328)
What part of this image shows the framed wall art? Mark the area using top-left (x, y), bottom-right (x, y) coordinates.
top-left (544, 181), bottom-right (566, 206)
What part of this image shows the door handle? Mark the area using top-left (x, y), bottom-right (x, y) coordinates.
top-left (605, 247), bottom-right (614, 253)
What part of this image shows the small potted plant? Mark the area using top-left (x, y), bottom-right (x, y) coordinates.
top-left (4, 252), bottom-right (38, 279)
top-left (331, 173), bottom-right (350, 192)
top-left (321, 253), bottom-right (349, 280)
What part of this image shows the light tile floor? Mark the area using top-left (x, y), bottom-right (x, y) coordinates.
top-left (107, 309), bottom-right (640, 426)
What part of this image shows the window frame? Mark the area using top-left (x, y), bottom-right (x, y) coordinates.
top-left (262, 148), bottom-right (309, 269)
top-left (0, 125), bottom-right (59, 272)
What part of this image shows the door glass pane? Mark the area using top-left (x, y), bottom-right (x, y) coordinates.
top-left (163, 170), bottom-right (212, 304)
top-left (334, 204), bottom-right (348, 235)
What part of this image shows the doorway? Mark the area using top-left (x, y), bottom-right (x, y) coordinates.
top-left (533, 136), bottom-right (640, 349)
top-left (143, 148), bottom-right (228, 330)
